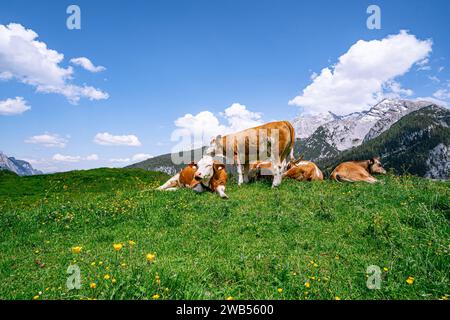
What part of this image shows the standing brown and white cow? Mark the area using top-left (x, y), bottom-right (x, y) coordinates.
top-left (205, 121), bottom-right (295, 187)
top-left (330, 157), bottom-right (386, 183)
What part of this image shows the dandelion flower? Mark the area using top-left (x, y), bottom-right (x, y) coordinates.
top-left (128, 240), bottom-right (136, 246)
top-left (71, 246), bottom-right (82, 254)
top-left (277, 288), bottom-right (283, 294)
top-left (335, 296), bottom-right (341, 300)
top-left (90, 283), bottom-right (97, 289)
top-left (305, 282), bottom-right (311, 288)
top-left (226, 296), bottom-right (234, 300)
top-left (112, 278), bottom-right (117, 284)
top-left (33, 295), bottom-right (40, 300)
top-left (152, 294), bottom-right (160, 300)
top-left (146, 253), bottom-right (156, 263)
top-left (383, 267), bottom-right (388, 272)
top-left (104, 274), bottom-right (110, 280)
top-left (406, 276), bottom-right (415, 285)
top-left (113, 243), bottom-right (123, 252)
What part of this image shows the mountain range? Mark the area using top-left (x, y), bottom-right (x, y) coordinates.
top-left (129, 99), bottom-right (449, 180)
top-left (0, 152), bottom-right (42, 176)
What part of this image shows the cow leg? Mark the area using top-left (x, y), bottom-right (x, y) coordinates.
top-left (158, 174), bottom-right (180, 190)
top-left (272, 162), bottom-right (283, 187)
top-left (216, 185), bottom-right (229, 199)
top-left (235, 155), bottom-right (244, 186)
top-left (243, 164), bottom-right (250, 183)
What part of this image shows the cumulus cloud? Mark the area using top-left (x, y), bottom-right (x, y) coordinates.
top-left (25, 133), bottom-right (68, 148)
top-left (172, 103), bottom-right (263, 150)
top-left (70, 57), bottom-right (106, 73)
top-left (0, 96), bottom-right (30, 115)
top-left (131, 153), bottom-right (152, 162)
top-left (0, 23), bottom-right (108, 104)
top-left (93, 132), bottom-right (142, 146)
top-left (52, 153), bottom-right (99, 162)
top-left (109, 158), bottom-right (131, 163)
top-left (289, 31), bottom-right (432, 115)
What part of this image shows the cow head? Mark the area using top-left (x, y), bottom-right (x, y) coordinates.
top-left (205, 135), bottom-right (222, 156)
top-left (368, 156), bottom-right (386, 174)
top-left (286, 155), bottom-right (304, 171)
top-left (194, 155), bottom-right (215, 184)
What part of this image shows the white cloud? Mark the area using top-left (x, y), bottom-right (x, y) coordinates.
top-left (383, 80), bottom-right (413, 98)
top-left (70, 57), bottom-right (106, 73)
top-left (289, 31), bottom-right (432, 115)
top-left (0, 23), bottom-right (108, 104)
top-left (172, 103), bottom-right (263, 150)
top-left (52, 154), bottom-right (81, 163)
top-left (85, 154), bottom-right (99, 161)
top-left (432, 81), bottom-right (450, 102)
top-left (25, 133), bottom-right (68, 148)
top-left (52, 153), bottom-right (99, 162)
top-left (131, 153), bottom-right (152, 162)
top-left (93, 132), bottom-right (142, 146)
top-left (0, 96), bottom-right (30, 115)
top-left (109, 158), bottom-right (131, 163)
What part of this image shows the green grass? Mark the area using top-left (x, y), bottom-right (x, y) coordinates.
top-left (0, 168), bottom-right (449, 300)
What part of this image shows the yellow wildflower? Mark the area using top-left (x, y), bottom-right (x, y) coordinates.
top-left (305, 282), bottom-right (311, 288)
top-left (406, 276), bottom-right (415, 285)
top-left (128, 240), bottom-right (136, 246)
top-left (71, 246), bottom-right (82, 254)
top-left (90, 283), bottom-right (97, 289)
top-left (383, 267), bottom-right (388, 272)
top-left (146, 253), bottom-right (156, 263)
top-left (33, 295), bottom-right (40, 300)
top-left (113, 243), bottom-right (123, 251)
top-left (112, 278), bottom-right (117, 284)
top-left (104, 274), bottom-right (110, 280)
top-left (152, 294), bottom-right (160, 300)
top-left (335, 296), bottom-right (341, 300)
top-left (277, 288), bottom-right (283, 294)
top-left (226, 296), bottom-right (234, 300)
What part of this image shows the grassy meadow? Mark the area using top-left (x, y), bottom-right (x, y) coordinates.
top-left (0, 168), bottom-right (449, 300)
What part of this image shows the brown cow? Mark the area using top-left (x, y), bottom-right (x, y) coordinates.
top-left (283, 158), bottom-right (324, 181)
top-left (158, 162), bottom-right (198, 190)
top-left (330, 157), bottom-right (386, 183)
top-left (206, 121), bottom-right (295, 187)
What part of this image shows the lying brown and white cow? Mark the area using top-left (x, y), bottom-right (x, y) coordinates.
top-left (283, 158), bottom-right (324, 181)
top-left (158, 162), bottom-right (198, 191)
top-left (248, 161), bottom-right (274, 182)
top-left (206, 121), bottom-right (295, 187)
top-left (330, 157), bottom-right (386, 183)
top-left (192, 155), bottom-right (229, 198)
top-left (159, 156), bottom-right (229, 198)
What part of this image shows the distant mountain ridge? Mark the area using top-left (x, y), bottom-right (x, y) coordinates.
top-left (0, 152), bottom-right (42, 176)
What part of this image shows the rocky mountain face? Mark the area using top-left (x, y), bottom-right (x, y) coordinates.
top-left (0, 152), bottom-right (42, 176)
top-left (293, 99), bottom-right (434, 152)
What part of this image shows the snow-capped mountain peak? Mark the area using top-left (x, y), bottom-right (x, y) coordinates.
top-left (292, 99), bottom-right (437, 151)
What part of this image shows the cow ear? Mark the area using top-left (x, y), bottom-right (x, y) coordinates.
top-left (369, 158), bottom-right (375, 165)
top-left (214, 163), bottom-right (224, 171)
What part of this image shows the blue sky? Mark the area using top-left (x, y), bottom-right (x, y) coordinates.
top-left (0, 0), bottom-right (449, 172)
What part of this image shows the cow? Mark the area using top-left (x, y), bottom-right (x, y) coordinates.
top-left (206, 121), bottom-right (295, 188)
top-left (192, 155), bottom-right (229, 199)
top-left (330, 157), bottom-right (386, 183)
top-left (158, 162), bottom-right (198, 191)
top-left (283, 158), bottom-right (324, 181)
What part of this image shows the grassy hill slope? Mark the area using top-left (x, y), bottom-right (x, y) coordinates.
top-left (0, 168), bottom-right (448, 300)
